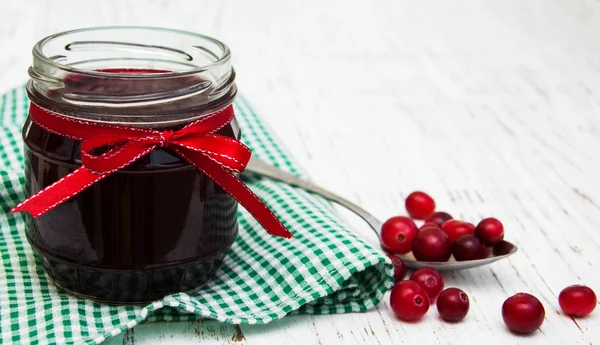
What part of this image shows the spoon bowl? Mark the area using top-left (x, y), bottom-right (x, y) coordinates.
top-left (246, 156), bottom-right (518, 271)
top-left (394, 240), bottom-right (517, 271)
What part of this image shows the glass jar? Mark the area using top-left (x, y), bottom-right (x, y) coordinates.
top-left (23, 27), bottom-right (239, 303)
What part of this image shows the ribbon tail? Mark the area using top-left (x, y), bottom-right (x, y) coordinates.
top-left (174, 148), bottom-right (293, 239)
top-left (10, 168), bottom-right (107, 218)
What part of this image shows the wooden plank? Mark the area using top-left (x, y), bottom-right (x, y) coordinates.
top-left (105, 321), bottom-right (247, 345)
top-left (1, 0), bottom-right (599, 344)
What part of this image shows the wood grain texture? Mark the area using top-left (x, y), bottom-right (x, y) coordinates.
top-left (1, 0), bottom-right (599, 344)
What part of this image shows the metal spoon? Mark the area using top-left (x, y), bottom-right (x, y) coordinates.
top-left (245, 156), bottom-right (517, 271)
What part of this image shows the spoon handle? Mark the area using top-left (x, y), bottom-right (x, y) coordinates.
top-left (246, 157), bottom-right (520, 271)
top-left (246, 156), bottom-right (383, 237)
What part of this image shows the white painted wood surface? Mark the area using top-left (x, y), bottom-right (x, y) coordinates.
top-left (1, 0), bottom-right (599, 344)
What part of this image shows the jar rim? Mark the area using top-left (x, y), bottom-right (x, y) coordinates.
top-left (33, 26), bottom-right (231, 79)
top-left (27, 26), bottom-right (237, 125)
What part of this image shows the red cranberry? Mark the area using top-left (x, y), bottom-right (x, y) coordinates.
top-left (410, 267), bottom-right (444, 302)
top-left (559, 285), bottom-right (597, 317)
top-left (502, 293), bottom-right (545, 333)
top-left (437, 288), bottom-right (470, 322)
top-left (452, 235), bottom-right (486, 261)
top-left (475, 218), bottom-right (504, 246)
top-left (420, 222), bottom-right (440, 230)
top-left (425, 212), bottom-right (453, 227)
top-left (390, 280), bottom-right (430, 321)
top-left (387, 254), bottom-right (407, 284)
top-left (405, 191), bottom-right (436, 219)
top-left (441, 220), bottom-right (475, 244)
top-left (381, 216), bottom-right (418, 254)
top-left (412, 227), bottom-right (452, 262)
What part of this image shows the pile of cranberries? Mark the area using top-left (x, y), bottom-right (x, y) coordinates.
top-left (382, 191), bottom-right (505, 262)
top-left (389, 265), bottom-right (470, 322)
top-left (384, 191), bottom-right (597, 334)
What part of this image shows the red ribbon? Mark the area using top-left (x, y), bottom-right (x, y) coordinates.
top-left (10, 102), bottom-right (293, 239)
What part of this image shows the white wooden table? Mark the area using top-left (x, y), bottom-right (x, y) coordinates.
top-left (1, 1), bottom-right (599, 344)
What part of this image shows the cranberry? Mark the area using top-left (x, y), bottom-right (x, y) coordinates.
top-left (452, 235), bottom-right (486, 261)
top-left (420, 222), bottom-right (441, 230)
top-left (410, 267), bottom-right (444, 302)
top-left (425, 211), bottom-right (453, 227)
top-left (475, 218), bottom-right (504, 246)
top-left (387, 254), bottom-right (407, 284)
top-left (493, 240), bottom-right (513, 256)
top-left (558, 285), bottom-right (597, 317)
top-left (502, 293), bottom-right (545, 333)
top-left (390, 280), bottom-right (430, 321)
top-left (412, 227), bottom-right (452, 262)
top-left (381, 216), bottom-right (418, 254)
top-left (437, 288), bottom-right (470, 322)
top-left (441, 220), bottom-right (475, 244)
top-left (405, 191), bottom-right (436, 219)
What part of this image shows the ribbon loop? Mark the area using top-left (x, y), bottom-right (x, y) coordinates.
top-left (81, 136), bottom-right (158, 174)
top-left (10, 103), bottom-right (293, 239)
top-left (172, 134), bottom-right (251, 173)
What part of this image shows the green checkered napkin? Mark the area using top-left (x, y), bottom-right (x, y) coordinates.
top-left (0, 86), bottom-right (393, 345)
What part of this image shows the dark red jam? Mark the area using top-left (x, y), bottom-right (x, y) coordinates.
top-left (24, 68), bottom-right (240, 303)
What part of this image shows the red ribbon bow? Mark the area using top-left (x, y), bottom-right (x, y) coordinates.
top-left (10, 103), bottom-right (293, 239)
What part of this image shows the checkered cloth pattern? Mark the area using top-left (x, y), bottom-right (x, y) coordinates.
top-left (0, 86), bottom-right (393, 345)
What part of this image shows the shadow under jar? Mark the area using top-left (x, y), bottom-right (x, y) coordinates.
top-left (23, 27), bottom-right (240, 304)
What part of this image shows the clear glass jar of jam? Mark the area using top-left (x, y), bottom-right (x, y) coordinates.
top-left (23, 27), bottom-right (240, 303)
